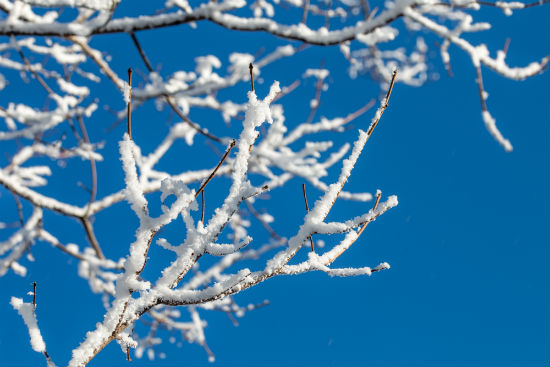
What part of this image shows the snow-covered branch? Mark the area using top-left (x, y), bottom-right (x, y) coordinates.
top-left (2, 0), bottom-right (547, 365)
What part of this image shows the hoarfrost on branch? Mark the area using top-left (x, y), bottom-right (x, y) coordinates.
top-left (0, 0), bottom-right (546, 365)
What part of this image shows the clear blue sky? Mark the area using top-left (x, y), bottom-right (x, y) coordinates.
top-left (0, 2), bottom-right (548, 366)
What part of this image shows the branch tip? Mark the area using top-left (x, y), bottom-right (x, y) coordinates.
top-left (32, 281), bottom-right (36, 307)
top-left (249, 63), bottom-right (255, 92)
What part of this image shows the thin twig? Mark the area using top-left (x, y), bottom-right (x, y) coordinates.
top-left (129, 33), bottom-right (224, 144)
top-left (165, 97), bottom-right (225, 143)
top-left (272, 80), bottom-right (300, 103)
top-left (130, 32), bottom-right (154, 72)
top-left (360, 0), bottom-right (371, 19)
top-left (80, 217), bottom-right (105, 259)
top-left (72, 118), bottom-right (104, 253)
top-left (249, 63), bottom-right (255, 92)
top-left (356, 190), bottom-right (381, 237)
top-left (195, 140), bottom-right (236, 198)
top-left (126, 346), bottom-right (131, 361)
top-left (326, 190), bottom-right (385, 265)
top-left (201, 190), bottom-right (205, 223)
top-left (69, 36), bottom-right (124, 89)
top-left (14, 43), bottom-right (54, 95)
top-left (503, 38), bottom-right (511, 57)
top-left (341, 99), bottom-right (375, 125)
top-left (366, 69), bottom-right (397, 136)
top-left (32, 281), bottom-right (36, 307)
top-left (323, 70), bottom-right (397, 221)
top-left (43, 351), bottom-right (53, 366)
top-left (245, 200), bottom-right (283, 241)
top-left (226, 311), bottom-right (239, 326)
top-left (304, 61), bottom-right (325, 126)
top-left (127, 68), bottom-right (133, 140)
top-left (302, 183), bottom-right (315, 252)
top-left (39, 229), bottom-right (90, 262)
top-left (9, 189), bottom-right (24, 227)
top-left (301, 0), bottom-right (310, 24)
top-left (77, 115), bottom-right (97, 214)
top-left (475, 65), bottom-right (487, 113)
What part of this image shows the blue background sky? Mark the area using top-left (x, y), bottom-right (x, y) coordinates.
top-left (0, 2), bottom-right (548, 366)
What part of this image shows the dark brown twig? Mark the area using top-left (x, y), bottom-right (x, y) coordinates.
top-left (126, 346), bottom-right (131, 361)
top-left (15, 45), bottom-right (54, 95)
top-left (366, 69), bottom-right (397, 136)
top-left (357, 190), bottom-right (382, 237)
top-left (32, 281), bottom-right (36, 307)
top-left (9, 189), bottom-right (24, 227)
top-left (302, 183), bottom-right (315, 252)
top-left (80, 217), bottom-right (105, 259)
top-left (195, 140), bottom-right (236, 198)
top-left (130, 32), bottom-right (154, 72)
top-left (165, 98), bottom-right (224, 143)
top-left (127, 68), bottom-right (133, 140)
top-left (128, 33), bottom-right (224, 144)
top-left (200, 190), bottom-right (205, 223)
top-left (249, 63), bottom-right (255, 92)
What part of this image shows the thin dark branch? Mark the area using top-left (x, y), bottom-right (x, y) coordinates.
top-left (77, 115), bottom-right (97, 213)
top-left (249, 63), bottom-right (255, 92)
top-left (366, 69), bottom-right (397, 136)
top-left (304, 61), bottom-right (325, 126)
top-left (356, 190), bottom-right (382, 237)
top-left (130, 32), bottom-right (154, 72)
top-left (14, 44), bottom-right (54, 95)
top-left (302, 183), bottom-right (315, 252)
top-left (126, 346), bottom-right (131, 361)
top-left (195, 140), bottom-right (236, 198)
top-left (9, 189), bottom-right (24, 227)
top-left (80, 217), bottom-right (105, 259)
top-left (165, 97), bottom-right (225, 143)
top-left (245, 200), bottom-right (283, 241)
top-left (475, 65), bottom-right (488, 112)
top-left (128, 33), bottom-right (225, 144)
top-left (201, 190), bottom-right (205, 223)
top-left (32, 281), bottom-right (36, 307)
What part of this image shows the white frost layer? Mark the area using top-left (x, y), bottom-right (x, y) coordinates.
top-left (482, 110), bottom-right (513, 152)
top-left (10, 297), bottom-right (46, 353)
